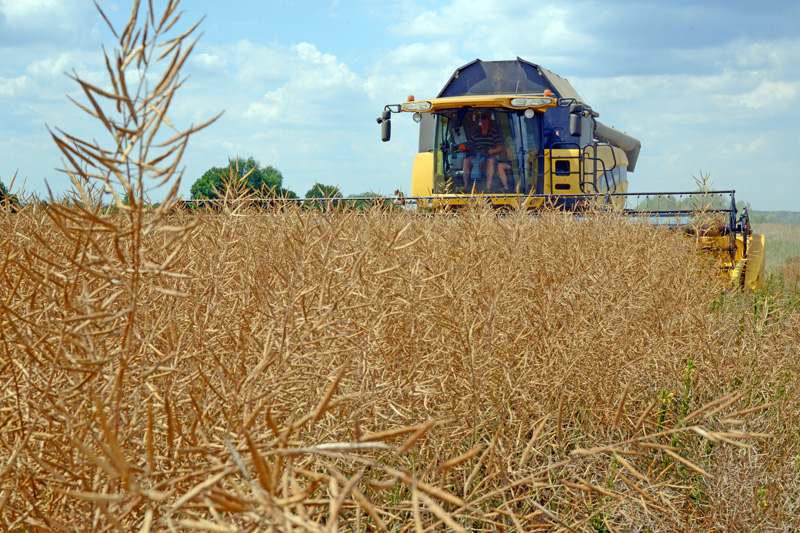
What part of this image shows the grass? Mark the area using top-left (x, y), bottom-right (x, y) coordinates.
top-left (1, 1), bottom-right (799, 530)
top-left (751, 223), bottom-right (800, 273)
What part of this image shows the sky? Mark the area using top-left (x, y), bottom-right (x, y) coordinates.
top-left (1, 0), bottom-right (799, 210)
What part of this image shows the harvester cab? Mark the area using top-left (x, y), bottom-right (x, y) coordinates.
top-left (378, 57), bottom-right (766, 290)
top-left (378, 57), bottom-right (641, 210)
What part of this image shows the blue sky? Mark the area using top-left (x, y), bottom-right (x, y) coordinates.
top-left (1, 0), bottom-right (799, 209)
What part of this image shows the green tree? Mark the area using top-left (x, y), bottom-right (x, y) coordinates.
top-left (276, 187), bottom-right (298, 199)
top-left (0, 178), bottom-right (20, 210)
top-left (303, 183), bottom-right (342, 211)
top-left (305, 183), bottom-right (342, 199)
top-left (347, 191), bottom-right (393, 211)
top-left (190, 157), bottom-right (293, 199)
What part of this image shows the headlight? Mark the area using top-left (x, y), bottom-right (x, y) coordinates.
top-left (401, 101), bottom-right (432, 112)
top-left (510, 97), bottom-right (553, 107)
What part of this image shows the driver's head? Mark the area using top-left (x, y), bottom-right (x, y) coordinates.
top-left (478, 113), bottom-right (492, 133)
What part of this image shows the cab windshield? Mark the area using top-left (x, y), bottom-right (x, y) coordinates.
top-left (433, 108), bottom-right (542, 194)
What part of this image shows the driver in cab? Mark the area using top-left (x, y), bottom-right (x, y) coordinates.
top-left (462, 112), bottom-right (510, 192)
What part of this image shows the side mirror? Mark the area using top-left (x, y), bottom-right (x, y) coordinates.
top-left (379, 110), bottom-right (391, 142)
top-left (569, 114), bottom-right (582, 137)
top-left (569, 104), bottom-right (583, 138)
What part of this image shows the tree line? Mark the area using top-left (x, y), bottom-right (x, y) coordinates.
top-left (189, 156), bottom-right (378, 202)
top-left (750, 211), bottom-right (800, 224)
top-left (0, 156), bottom-right (380, 208)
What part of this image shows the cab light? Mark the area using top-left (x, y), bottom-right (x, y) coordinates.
top-left (510, 97), bottom-right (553, 107)
top-left (401, 101), bottom-right (432, 111)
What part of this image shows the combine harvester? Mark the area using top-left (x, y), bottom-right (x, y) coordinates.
top-left (376, 58), bottom-right (765, 290)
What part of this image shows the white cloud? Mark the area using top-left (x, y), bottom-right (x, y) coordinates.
top-left (0, 75), bottom-right (31, 97)
top-left (389, 0), bottom-right (583, 60)
top-left (0, 0), bottom-right (98, 47)
top-left (293, 43), bottom-right (359, 88)
top-left (721, 136), bottom-right (767, 157)
top-left (245, 87), bottom-right (285, 123)
top-left (362, 43), bottom-right (465, 104)
top-left (228, 39), bottom-right (291, 85)
top-left (241, 43), bottom-right (363, 127)
top-left (192, 52), bottom-right (226, 72)
top-left (0, 0), bottom-right (60, 20)
top-left (736, 80), bottom-right (800, 108)
top-left (385, 42), bottom-right (456, 67)
top-left (25, 53), bottom-right (84, 79)
top-left (397, 10), bottom-right (452, 38)
top-left (729, 39), bottom-right (800, 72)
top-left (392, 0), bottom-right (533, 37)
